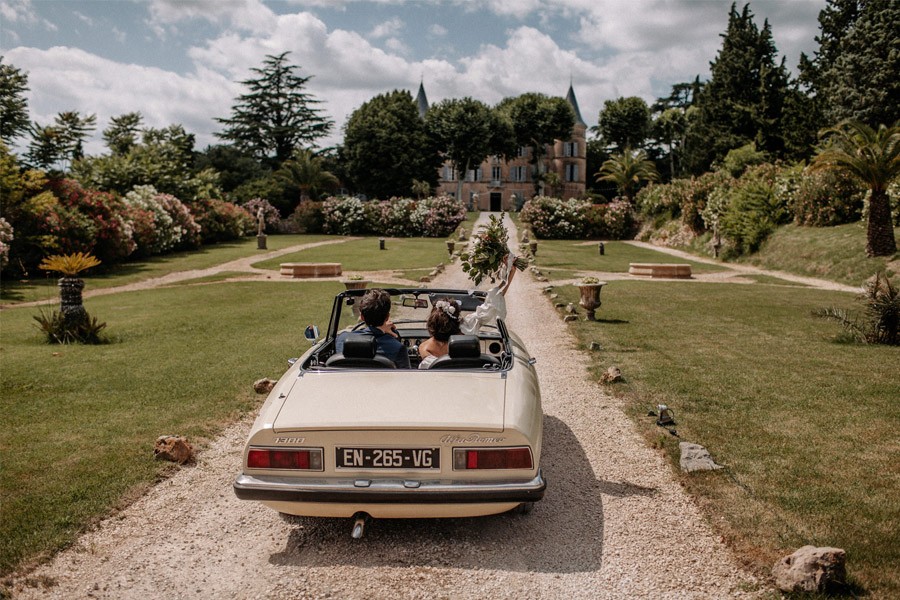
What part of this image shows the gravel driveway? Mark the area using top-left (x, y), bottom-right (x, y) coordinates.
top-left (8, 215), bottom-right (762, 599)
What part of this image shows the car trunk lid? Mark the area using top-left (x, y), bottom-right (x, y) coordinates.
top-left (273, 370), bottom-right (506, 433)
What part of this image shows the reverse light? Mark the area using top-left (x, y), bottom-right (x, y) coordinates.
top-left (453, 447), bottom-right (533, 470)
top-left (247, 447), bottom-right (323, 470)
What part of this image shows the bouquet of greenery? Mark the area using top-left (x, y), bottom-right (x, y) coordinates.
top-left (460, 213), bottom-right (528, 285)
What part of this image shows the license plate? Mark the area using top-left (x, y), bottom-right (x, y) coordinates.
top-left (336, 447), bottom-right (440, 469)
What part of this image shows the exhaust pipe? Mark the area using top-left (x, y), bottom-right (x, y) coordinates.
top-left (351, 512), bottom-right (369, 539)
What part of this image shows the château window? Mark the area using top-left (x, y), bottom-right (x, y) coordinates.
top-left (491, 166), bottom-right (502, 182)
top-left (564, 142), bottom-right (578, 157)
top-left (511, 166), bottom-right (527, 182)
top-left (565, 163), bottom-right (579, 182)
top-left (443, 165), bottom-right (456, 181)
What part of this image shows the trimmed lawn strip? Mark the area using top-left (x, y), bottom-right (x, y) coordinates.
top-left (252, 237), bottom-right (451, 272)
top-left (0, 281), bottom-right (340, 575)
top-left (745, 223), bottom-right (899, 287)
top-left (0, 234), bottom-right (338, 304)
top-left (554, 281), bottom-right (899, 597)
top-left (532, 240), bottom-right (728, 275)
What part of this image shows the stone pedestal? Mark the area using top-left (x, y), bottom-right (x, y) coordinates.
top-left (257, 234), bottom-right (268, 250)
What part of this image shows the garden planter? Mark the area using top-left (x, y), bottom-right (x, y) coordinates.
top-left (58, 276), bottom-right (87, 325)
top-left (529, 241), bottom-right (538, 256)
top-left (446, 240), bottom-right (456, 255)
top-left (342, 279), bottom-right (370, 291)
top-left (575, 282), bottom-right (606, 321)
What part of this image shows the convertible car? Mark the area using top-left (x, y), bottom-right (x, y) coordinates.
top-left (233, 287), bottom-right (545, 537)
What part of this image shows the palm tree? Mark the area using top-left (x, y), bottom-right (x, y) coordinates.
top-left (38, 252), bottom-right (100, 326)
top-left (809, 120), bottom-right (899, 257)
top-left (595, 148), bottom-right (659, 202)
top-left (275, 148), bottom-right (339, 202)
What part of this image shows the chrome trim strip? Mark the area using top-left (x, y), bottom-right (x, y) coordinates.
top-left (233, 470), bottom-right (546, 504)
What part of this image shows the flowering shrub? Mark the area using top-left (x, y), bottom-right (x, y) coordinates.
top-left (157, 193), bottom-right (201, 250)
top-left (592, 199), bottom-right (636, 239)
top-left (123, 185), bottom-right (175, 256)
top-left (122, 186), bottom-right (202, 255)
top-left (190, 198), bottom-right (254, 243)
top-left (520, 196), bottom-right (587, 239)
top-left (241, 198), bottom-right (281, 232)
top-left (0, 217), bottom-right (13, 270)
top-left (414, 195), bottom-right (467, 237)
top-left (283, 201), bottom-right (324, 233)
top-left (380, 197), bottom-right (419, 236)
top-left (48, 179), bottom-right (136, 264)
top-left (792, 169), bottom-right (864, 227)
top-left (322, 196), bottom-right (367, 235)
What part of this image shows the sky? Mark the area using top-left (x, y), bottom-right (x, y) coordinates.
top-left (1, 0), bottom-right (826, 155)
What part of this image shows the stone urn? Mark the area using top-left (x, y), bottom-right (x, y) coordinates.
top-left (575, 280), bottom-right (607, 321)
top-left (446, 240), bottom-right (456, 255)
top-left (342, 278), bottom-right (370, 291)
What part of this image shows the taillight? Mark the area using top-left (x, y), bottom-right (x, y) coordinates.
top-left (247, 447), bottom-right (323, 470)
top-left (453, 447), bottom-right (533, 470)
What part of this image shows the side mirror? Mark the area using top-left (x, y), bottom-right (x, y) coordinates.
top-left (304, 325), bottom-right (319, 342)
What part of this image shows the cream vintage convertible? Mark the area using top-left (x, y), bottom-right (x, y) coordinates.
top-left (233, 287), bottom-right (545, 537)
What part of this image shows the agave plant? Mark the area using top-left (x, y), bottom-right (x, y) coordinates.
top-left (38, 252), bottom-right (101, 328)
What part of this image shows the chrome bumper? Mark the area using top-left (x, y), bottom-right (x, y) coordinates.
top-left (233, 470), bottom-right (546, 504)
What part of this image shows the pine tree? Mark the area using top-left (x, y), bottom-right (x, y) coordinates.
top-left (683, 3), bottom-right (789, 174)
top-left (216, 52), bottom-right (333, 165)
top-left (0, 57), bottom-right (30, 142)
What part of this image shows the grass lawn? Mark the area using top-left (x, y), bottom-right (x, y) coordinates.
top-left (531, 240), bottom-right (729, 280)
top-left (252, 237), bottom-right (452, 272)
top-left (0, 234), bottom-right (338, 304)
top-left (553, 280), bottom-right (899, 597)
top-left (745, 223), bottom-right (900, 287)
top-left (0, 281), bottom-right (341, 575)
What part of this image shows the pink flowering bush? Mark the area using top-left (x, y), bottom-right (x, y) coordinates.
top-left (584, 199), bottom-right (636, 239)
top-left (380, 198), bottom-right (418, 236)
top-left (123, 186), bottom-right (202, 255)
top-left (520, 197), bottom-right (587, 238)
top-left (284, 201), bottom-right (324, 233)
top-left (190, 198), bottom-right (254, 243)
top-left (241, 198), bottom-right (281, 232)
top-left (791, 169), bottom-right (864, 227)
top-left (48, 179), bottom-right (136, 264)
top-left (414, 195), bottom-right (467, 237)
top-left (157, 193), bottom-right (201, 250)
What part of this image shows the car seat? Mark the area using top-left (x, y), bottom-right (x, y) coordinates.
top-left (325, 334), bottom-right (397, 369)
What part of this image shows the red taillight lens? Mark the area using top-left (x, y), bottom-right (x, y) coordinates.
top-left (453, 447), bottom-right (533, 470)
top-left (247, 448), bottom-right (323, 470)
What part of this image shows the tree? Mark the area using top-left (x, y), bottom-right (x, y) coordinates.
top-left (821, 0), bottom-right (899, 127)
top-left (596, 148), bottom-right (660, 202)
top-left (72, 124), bottom-right (208, 200)
top-left (216, 52), bottom-right (333, 165)
top-left (426, 97), bottom-right (513, 202)
top-left (275, 148), bottom-right (339, 205)
top-left (103, 112), bottom-right (143, 156)
top-left (496, 93), bottom-right (574, 194)
top-left (652, 108), bottom-right (687, 180)
top-left (342, 90), bottom-right (439, 199)
top-left (0, 57), bottom-right (30, 142)
top-left (25, 111), bottom-right (96, 171)
top-left (596, 97), bottom-right (651, 152)
top-left (683, 3), bottom-right (790, 173)
top-left (809, 120), bottom-right (899, 256)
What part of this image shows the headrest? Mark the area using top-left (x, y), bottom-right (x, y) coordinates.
top-left (342, 334), bottom-right (377, 358)
top-left (448, 335), bottom-right (480, 359)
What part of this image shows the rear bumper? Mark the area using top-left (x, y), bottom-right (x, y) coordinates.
top-left (233, 470), bottom-right (546, 504)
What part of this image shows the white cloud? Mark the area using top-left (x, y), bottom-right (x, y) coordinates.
top-left (429, 24), bottom-right (448, 37)
top-left (147, 0), bottom-right (276, 35)
top-left (0, 0), bottom-right (57, 31)
top-left (369, 17), bottom-right (404, 39)
top-left (6, 45), bottom-right (237, 154)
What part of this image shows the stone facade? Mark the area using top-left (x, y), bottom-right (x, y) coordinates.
top-left (418, 83), bottom-right (587, 211)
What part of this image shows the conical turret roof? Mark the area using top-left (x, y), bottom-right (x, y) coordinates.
top-left (566, 83), bottom-right (586, 127)
top-left (416, 82), bottom-right (429, 119)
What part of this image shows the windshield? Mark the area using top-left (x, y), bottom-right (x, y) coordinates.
top-left (328, 288), bottom-right (489, 338)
